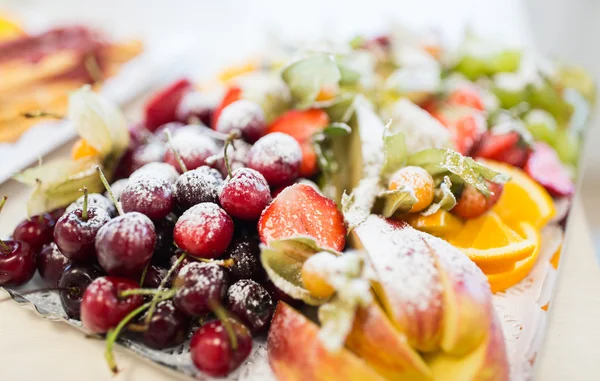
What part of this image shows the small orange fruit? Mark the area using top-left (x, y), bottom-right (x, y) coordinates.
top-left (388, 166), bottom-right (435, 213)
top-left (301, 253), bottom-right (336, 299)
top-left (71, 138), bottom-right (100, 160)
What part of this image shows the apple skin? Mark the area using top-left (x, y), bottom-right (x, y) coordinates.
top-left (267, 302), bottom-right (387, 381)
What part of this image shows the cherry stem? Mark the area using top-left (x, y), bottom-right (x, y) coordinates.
top-left (126, 323), bottom-right (148, 333)
top-left (144, 252), bottom-right (186, 325)
top-left (164, 129), bottom-right (188, 173)
top-left (0, 197), bottom-right (9, 252)
top-left (119, 288), bottom-right (166, 298)
top-left (139, 262), bottom-right (150, 287)
top-left (210, 300), bottom-right (238, 351)
top-left (187, 256), bottom-right (235, 268)
top-left (80, 186), bottom-right (89, 221)
top-left (105, 302), bottom-right (151, 374)
top-left (96, 166), bottom-right (124, 216)
top-left (223, 130), bottom-right (241, 178)
top-left (21, 110), bottom-right (64, 119)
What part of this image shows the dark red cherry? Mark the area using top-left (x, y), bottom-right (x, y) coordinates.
top-left (227, 279), bottom-right (274, 333)
top-left (0, 240), bottom-right (36, 286)
top-left (66, 193), bottom-right (116, 217)
top-left (130, 141), bottom-right (167, 173)
top-left (223, 236), bottom-right (262, 282)
top-left (141, 265), bottom-right (167, 288)
top-left (13, 213), bottom-right (55, 252)
top-left (141, 300), bottom-right (190, 349)
top-left (58, 263), bottom-right (104, 319)
top-left (121, 174), bottom-right (175, 220)
top-left (37, 243), bottom-right (71, 288)
top-left (130, 162), bottom-right (180, 184)
top-left (190, 318), bottom-right (253, 377)
top-left (246, 132), bottom-right (302, 187)
top-left (215, 100), bottom-right (266, 143)
top-left (173, 262), bottom-right (228, 316)
top-left (54, 207), bottom-right (111, 262)
top-left (175, 166), bottom-right (223, 209)
top-left (80, 276), bottom-right (144, 333)
top-left (164, 131), bottom-right (219, 173)
top-left (151, 213), bottom-right (177, 266)
top-left (219, 168), bottom-right (271, 221)
top-left (173, 203), bottom-right (233, 258)
top-left (95, 212), bottom-right (156, 277)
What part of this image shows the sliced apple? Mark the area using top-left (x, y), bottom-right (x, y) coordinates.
top-left (345, 302), bottom-right (432, 381)
top-left (268, 302), bottom-right (386, 381)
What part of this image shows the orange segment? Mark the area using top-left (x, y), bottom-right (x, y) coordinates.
top-left (480, 159), bottom-right (556, 229)
top-left (486, 222), bottom-right (541, 292)
top-left (71, 138), bottom-right (100, 160)
top-left (404, 210), bottom-right (463, 238)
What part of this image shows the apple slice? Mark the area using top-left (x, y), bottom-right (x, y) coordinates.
top-left (345, 302), bottom-right (432, 381)
top-left (268, 302), bottom-right (386, 381)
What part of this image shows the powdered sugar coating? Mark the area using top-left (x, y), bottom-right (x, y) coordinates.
top-left (66, 193), bottom-right (117, 217)
top-left (121, 173), bottom-right (175, 220)
top-left (175, 166), bottom-right (223, 209)
top-left (227, 279), bottom-right (274, 333)
top-left (164, 131), bottom-right (219, 173)
top-left (247, 132), bottom-right (302, 187)
top-left (130, 141), bottom-right (167, 172)
top-left (219, 168), bottom-right (272, 220)
top-left (224, 237), bottom-right (262, 282)
top-left (173, 203), bottom-right (234, 258)
top-left (216, 100), bottom-right (266, 143)
top-left (176, 90), bottom-right (220, 126)
top-left (174, 262), bottom-right (228, 316)
top-left (106, 179), bottom-right (129, 202)
top-left (130, 162), bottom-right (180, 184)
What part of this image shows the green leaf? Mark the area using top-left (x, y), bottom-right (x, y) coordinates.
top-left (322, 122), bottom-right (352, 137)
top-left (380, 186), bottom-right (417, 218)
top-left (381, 119), bottom-right (407, 178)
top-left (322, 94), bottom-right (356, 123)
top-left (281, 53), bottom-right (341, 109)
top-left (421, 176), bottom-right (456, 216)
top-left (260, 237), bottom-right (340, 306)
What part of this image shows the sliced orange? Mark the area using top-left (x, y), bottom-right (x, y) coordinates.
top-left (449, 212), bottom-right (536, 269)
top-left (487, 222), bottom-right (541, 292)
top-left (480, 159), bottom-right (556, 230)
top-left (403, 210), bottom-right (463, 238)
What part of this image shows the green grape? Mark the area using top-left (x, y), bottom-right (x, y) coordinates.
top-left (524, 109), bottom-right (558, 145)
top-left (493, 86), bottom-right (527, 109)
top-left (454, 50), bottom-right (522, 80)
top-left (554, 128), bottom-right (580, 165)
top-left (527, 83), bottom-right (573, 124)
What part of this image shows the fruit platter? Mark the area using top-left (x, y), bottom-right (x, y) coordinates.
top-left (0, 27), bottom-right (594, 381)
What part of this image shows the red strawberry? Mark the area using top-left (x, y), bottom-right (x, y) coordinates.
top-left (144, 79), bottom-right (193, 131)
top-left (211, 86), bottom-right (242, 129)
top-left (447, 88), bottom-right (485, 111)
top-left (473, 131), bottom-right (529, 168)
top-left (433, 107), bottom-right (484, 155)
top-left (525, 142), bottom-right (575, 197)
top-left (267, 109), bottom-right (330, 177)
top-left (258, 184), bottom-right (346, 251)
top-left (451, 181), bottom-right (504, 220)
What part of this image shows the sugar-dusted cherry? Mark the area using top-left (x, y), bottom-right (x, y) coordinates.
top-left (173, 203), bottom-right (233, 258)
top-left (173, 262), bottom-right (228, 316)
top-left (246, 132), bottom-right (302, 187)
top-left (227, 279), bottom-right (274, 333)
top-left (141, 300), bottom-right (191, 349)
top-left (215, 100), bottom-right (266, 143)
top-left (37, 242), bottom-right (71, 288)
top-left (58, 263), bottom-right (104, 319)
top-left (223, 236), bottom-right (262, 282)
top-left (120, 173), bottom-right (175, 220)
top-left (130, 161), bottom-right (180, 184)
top-left (66, 193), bottom-right (116, 217)
top-left (220, 168), bottom-right (271, 221)
top-left (175, 166), bottom-right (223, 209)
top-left (164, 131), bottom-right (219, 173)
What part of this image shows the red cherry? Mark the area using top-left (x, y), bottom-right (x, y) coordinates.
top-left (37, 243), bottom-right (71, 288)
top-left (163, 131), bottom-right (219, 173)
top-left (173, 203), bottom-right (233, 258)
top-left (175, 166), bottom-right (223, 209)
top-left (246, 132), bottom-right (302, 187)
top-left (215, 100), bottom-right (266, 143)
top-left (54, 207), bottom-right (111, 262)
top-left (129, 141), bottom-right (167, 174)
top-left (80, 276), bottom-right (144, 333)
top-left (212, 86), bottom-right (242, 129)
top-left (141, 300), bottom-right (190, 349)
top-left (0, 240), bottom-right (36, 286)
top-left (190, 318), bottom-right (253, 377)
top-left (173, 262), bottom-right (228, 316)
top-left (219, 168), bottom-right (272, 221)
top-left (13, 213), bottom-right (55, 252)
top-left (120, 174), bottom-right (175, 220)
top-left (176, 91), bottom-right (218, 126)
top-left (58, 263), bottom-right (104, 319)
top-left (227, 279), bottom-right (274, 333)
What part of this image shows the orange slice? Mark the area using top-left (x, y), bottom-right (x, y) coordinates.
top-left (487, 222), bottom-right (541, 292)
top-left (480, 159), bottom-right (556, 230)
top-left (449, 212), bottom-right (536, 269)
top-left (403, 210), bottom-right (463, 238)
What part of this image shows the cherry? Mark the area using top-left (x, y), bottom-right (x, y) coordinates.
top-left (209, 139), bottom-right (251, 178)
top-left (164, 131), bottom-right (219, 173)
top-left (227, 279), bottom-right (274, 333)
top-left (66, 193), bottom-right (116, 217)
top-left (13, 213), bottom-right (55, 252)
top-left (173, 203), bottom-right (234, 258)
top-left (220, 168), bottom-right (271, 221)
top-left (58, 263), bottom-right (104, 319)
top-left (95, 212), bottom-right (156, 277)
top-left (215, 100), bottom-right (266, 143)
top-left (223, 236), bottom-right (262, 282)
top-left (142, 265), bottom-right (167, 288)
top-left (37, 243), bottom-right (71, 288)
top-left (140, 300), bottom-right (190, 349)
top-left (176, 90), bottom-right (217, 126)
top-left (120, 173), bottom-right (175, 220)
top-left (130, 162), bottom-right (180, 184)
top-left (151, 213), bottom-right (177, 266)
top-left (54, 205), bottom-right (111, 263)
top-left (153, 122), bottom-right (185, 141)
top-left (49, 207), bottom-right (66, 221)
top-left (0, 240), bottom-right (36, 286)
top-left (175, 166), bottom-right (223, 209)
top-left (173, 262), bottom-right (228, 316)
top-left (246, 132), bottom-right (302, 187)
top-left (80, 276), bottom-right (144, 333)
top-left (190, 318), bottom-right (253, 377)
top-left (105, 179), bottom-right (129, 202)
top-left (130, 141), bottom-right (167, 173)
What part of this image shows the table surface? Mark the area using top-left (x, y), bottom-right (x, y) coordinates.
top-left (0, 141), bottom-right (598, 381)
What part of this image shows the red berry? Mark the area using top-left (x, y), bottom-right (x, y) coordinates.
top-left (451, 181), bottom-right (504, 219)
top-left (144, 78), bottom-right (193, 131)
top-left (227, 279), bottom-right (274, 333)
top-left (447, 87), bottom-right (485, 111)
top-left (190, 318), bottom-right (253, 377)
top-left (13, 213), bottom-right (55, 253)
top-left (54, 207), bottom-right (111, 262)
top-left (129, 141), bottom-right (167, 173)
top-left (216, 100), bottom-right (266, 143)
top-left (37, 243), bottom-right (71, 288)
top-left (141, 265), bottom-right (168, 288)
top-left (224, 236), bottom-right (263, 282)
top-left (210, 139), bottom-right (251, 178)
top-left (173, 262), bottom-right (228, 316)
top-left (0, 240), bottom-right (36, 286)
top-left (175, 166), bottom-right (223, 209)
top-left (80, 276), bottom-right (144, 333)
top-left (95, 212), bottom-right (156, 277)
top-left (58, 264), bottom-right (104, 319)
top-left (121, 174), bottom-right (175, 220)
top-left (141, 300), bottom-right (190, 349)
top-left (130, 162), bottom-right (180, 184)
top-left (173, 203), bottom-right (233, 258)
top-left (163, 132), bottom-right (219, 173)
top-left (220, 168), bottom-right (272, 220)
top-left (212, 86), bottom-right (242, 129)
top-left (247, 132), bottom-right (302, 187)
top-left (473, 131), bottom-right (528, 168)
top-left (525, 142), bottom-right (575, 197)
top-left (67, 193), bottom-right (116, 217)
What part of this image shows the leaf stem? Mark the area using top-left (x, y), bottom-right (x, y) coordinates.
top-left (96, 166), bottom-right (124, 216)
top-left (164, 129), bottom-right (188, 173)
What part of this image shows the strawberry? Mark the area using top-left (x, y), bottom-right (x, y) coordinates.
top-left (473, 131), bottom-right (530, 168)
top-left (447, 88), bottom-right (485, 111)
top-left (144, 79), bottom-right (193, 131)
top-left (267, 109), bottom-right (330, 177)
top-left (211, 86), bottom-right (242, 129)
top-left (258, 184), bottom-right (346, 251)
top-left (451, 181), bottom-right (504, 220)
top-left (433, 107), bottom-right (485, 155)
top-left (525, 142), bottom-right (575, 197)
